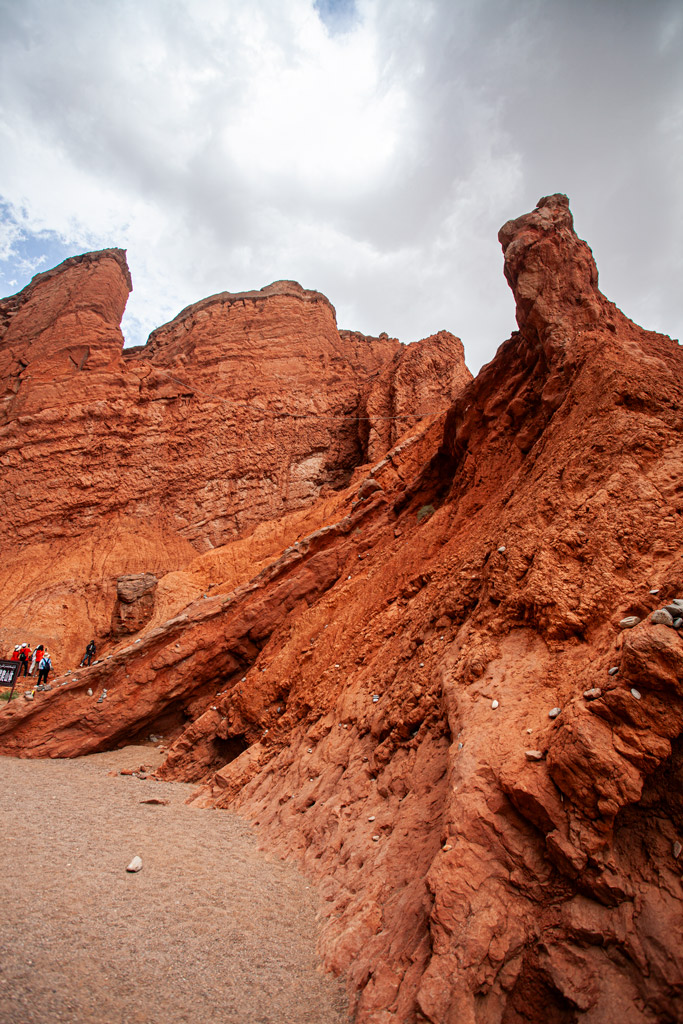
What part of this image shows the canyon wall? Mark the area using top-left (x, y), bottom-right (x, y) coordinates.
top-left (0, 264), bottom-right (466, 665)
top-left (1, 196), bottom-right (683, 1024)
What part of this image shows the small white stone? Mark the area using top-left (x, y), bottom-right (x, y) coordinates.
top-left (548, 707), bottom-right (561, 719)
top-left (491, 700), bottom-right (499, 709)
top-left (307, 748), bottom-right (312, 753)
top-left (673, 841), bottom-right (682, 859)
top-left (348, 576), bottom-right (352, 580)
top-left (419, 662), bottom-right (424, 667)
top-left (649, 589), bottom-right (660, 595)
top-left (335, 664), bottom-right (340, 668)
top-left (368, 815), bottom-right (376, 822)
top-left (372, 835), bottom-right (380, 842)
top-left (126, 856), bottom-right (143, 873)
top-left (631, 688), bottom-right (641, 700)
top-left (87, 689), bottom-right (93, 697)
top-left (497, 545), bottom-right (506, 553)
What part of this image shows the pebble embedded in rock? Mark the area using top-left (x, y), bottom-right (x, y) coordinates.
top-left (525, 750), bottom-right (544, 761)
top-left (649, 588), bottom-right (660, 595)
top-left (673, 841), bottom-right (682, 860)
top-left (608, 667), bottom-right (619, 676)
top-left (674, 618), bottom-right (683, 629)
top-left (126, 856), bottom-right (143, 872)
top-left (87, 688), bottom-right (93, 696)
top-left (497, 546), bottom-right (506, 553)
top-left (651, 608), bottom-right (674, 626)
top-left (368, 816), bottom-right (375, 822)
top-left (583, 688), bottom-right (602, 700)
top-left (619, 616), bottom-right (641, 629)
top-left (631, 688), bottom-right (641, 700)
top-left (548, 707), bottom-right (561, 719)
top-left (372, 695), bottom-right (379, 703)
top-left (372, 835), bottom-right (380, 842)
top-left (491, 700), bottom-right (499, 709)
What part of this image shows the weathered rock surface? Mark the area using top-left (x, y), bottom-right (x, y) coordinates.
top-left (111, 573), bottom-right (158, 635)
top-left (2, 194), bottom-right (683, 1023)
top-left (358, 329), bottom-right (471, 463)
top-left (0, 264), bottom-right (465, 666)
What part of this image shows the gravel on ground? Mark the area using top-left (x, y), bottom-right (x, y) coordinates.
top-left (0, 746), bottom-right (349, 1024)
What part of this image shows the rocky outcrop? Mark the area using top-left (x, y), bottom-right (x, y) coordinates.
top-left (358, 330), bottom-right (471, 463)
top-left (111, 573), bottom-right (158, 635)
top-left (1, 195), bottom-right (682, 1023)
top-left (0, 262), bottom-right (466, 666)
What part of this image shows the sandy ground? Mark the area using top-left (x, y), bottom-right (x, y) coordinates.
top-left (0, 746), bottom-right (349, 1024)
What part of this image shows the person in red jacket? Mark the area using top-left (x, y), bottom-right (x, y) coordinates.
top-left (18, 644), bottom-right (31, 677)
top-left (10, 646), bottom-right (20, 661)
top-left (31, 644), bottom-right (44, 676)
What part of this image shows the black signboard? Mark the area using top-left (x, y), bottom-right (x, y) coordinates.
top-left (0, 659), bottom-right (20, 703)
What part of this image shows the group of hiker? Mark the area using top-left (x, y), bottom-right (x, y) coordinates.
top-left (7, 639), bottom-right (97, 688)
top-left (9, 643), bottom-right (52, 684)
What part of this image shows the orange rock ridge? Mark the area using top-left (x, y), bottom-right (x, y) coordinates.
top-left (1, 194), bottom-right (683, 1023)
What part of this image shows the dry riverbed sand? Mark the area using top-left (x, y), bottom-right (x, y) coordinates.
top-left (0, 746), bottom-right (349, 1024)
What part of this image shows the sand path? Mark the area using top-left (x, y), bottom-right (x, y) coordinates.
top-left (0, 747), bottom-right (349, 1024)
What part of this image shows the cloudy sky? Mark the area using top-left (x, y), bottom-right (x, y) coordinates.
top-left (0, 0), bottom-right (681, 372)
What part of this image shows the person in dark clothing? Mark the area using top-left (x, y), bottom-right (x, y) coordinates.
top-left (81, 640), bottom-right (96, 667)
top-left (18, 645), bottom-right (30, 677)
top-left (37, 651), bottom-right (52, 686)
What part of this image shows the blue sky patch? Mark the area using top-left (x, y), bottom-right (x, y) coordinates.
top-left (314, 0), bottom-right (357, 33)
top-left (0, 202), bottom-right (75, 298)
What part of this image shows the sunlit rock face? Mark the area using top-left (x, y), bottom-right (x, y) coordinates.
top-left (2, 195), bottom-right (683, 1024)
top-left (0, 256), bottom-right (466, 668)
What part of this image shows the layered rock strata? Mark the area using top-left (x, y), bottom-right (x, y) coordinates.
top-left (0, 265), bottom-right (466, 664)
top-left (1, 196), bottom-right (683, 1024)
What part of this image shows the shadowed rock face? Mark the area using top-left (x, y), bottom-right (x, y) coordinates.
top-left (2, 195), bottom-right (683, 1023)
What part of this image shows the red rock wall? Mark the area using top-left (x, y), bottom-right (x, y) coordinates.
top-left (0, 262), bottom-right (465, 671)
top-left (2, 197), bottom-right (682, 1023)
top-left (358, 329), bottom-right (472, 463)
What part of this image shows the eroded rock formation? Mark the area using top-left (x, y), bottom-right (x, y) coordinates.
top-left (1, 195), bottom-right (683, 1024)
top-left (0, 263), bottom-right (465, 665)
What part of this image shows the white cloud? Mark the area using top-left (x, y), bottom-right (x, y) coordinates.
top-left (0, 0), bottom-right (681, 369)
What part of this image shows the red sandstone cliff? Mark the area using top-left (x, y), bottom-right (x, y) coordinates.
top-left (0, 265), bottom-right (466, 666)
top-left (1, 196), bottom-right (683, 1023)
